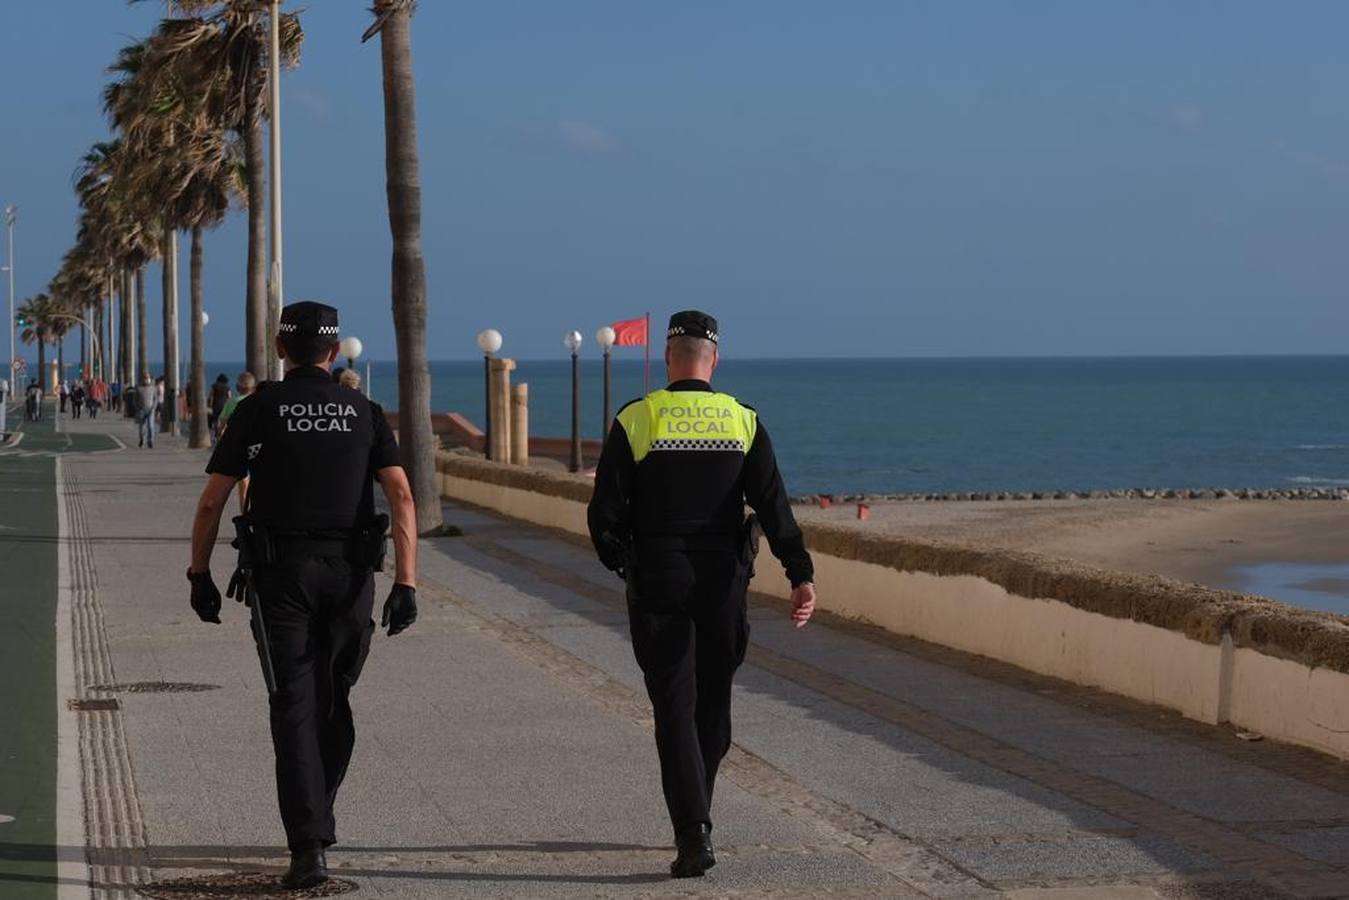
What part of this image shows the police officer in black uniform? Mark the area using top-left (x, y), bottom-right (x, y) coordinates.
top-left (588, 310), bottom-right (818, 878)
top-left (186, 301), bottom-right (419, 889)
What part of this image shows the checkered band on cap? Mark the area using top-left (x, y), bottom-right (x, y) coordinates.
top-left (650, 438), bottom-right (745, 452)
top-left (667, 325), bottom-right (719, 342)
top-left (280, 300), bottom-right (340, 338)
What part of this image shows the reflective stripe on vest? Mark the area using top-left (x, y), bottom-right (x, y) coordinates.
top-left (617, 389), bottom-right (758, 464)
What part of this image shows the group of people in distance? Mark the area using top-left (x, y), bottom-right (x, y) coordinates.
top-left (60, 377), bottom-right (108, 420)
top-left (21, 367), bottom-right (357, 446)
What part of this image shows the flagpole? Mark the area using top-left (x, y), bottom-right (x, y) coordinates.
top-left (644, 312), bottom-right (651, 395)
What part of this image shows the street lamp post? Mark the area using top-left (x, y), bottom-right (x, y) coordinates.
top-left (339, 336), bottom-right (363, 394)
top-left (476, 329), bottom-right (502, 459)
top-left (564, 330), bottom-right (583, 473)
top-left (596, 326), bottom-right (615, 437)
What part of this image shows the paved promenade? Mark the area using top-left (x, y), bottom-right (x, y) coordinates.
top-left (3, 406), bottom-right (1349, 898)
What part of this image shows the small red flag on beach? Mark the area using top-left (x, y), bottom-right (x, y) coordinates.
top-left (611, 316), bottom-right (648, 346)
top-left (611, 313), bottom-right (653, 392)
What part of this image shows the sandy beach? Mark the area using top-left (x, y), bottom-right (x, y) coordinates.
top-left (792, 498), bottom-right (1349, 611)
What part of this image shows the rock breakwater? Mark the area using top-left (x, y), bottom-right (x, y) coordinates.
top-left (794, 487), bottom-right (1349, 504)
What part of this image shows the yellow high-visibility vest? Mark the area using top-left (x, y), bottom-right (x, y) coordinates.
top-left (617, 389), bottom-right (758, 464)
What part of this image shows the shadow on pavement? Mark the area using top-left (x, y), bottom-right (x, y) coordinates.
top-left (2, 842), bottom-right (672, 889)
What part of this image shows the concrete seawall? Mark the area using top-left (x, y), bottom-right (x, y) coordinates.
top-left (435, 451), bottom-right (1349, 761)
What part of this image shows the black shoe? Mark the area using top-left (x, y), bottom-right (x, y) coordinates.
top-left (281, 848), bottom-right (328, 890)
top-left (670, 823), bottom-right (715, 878)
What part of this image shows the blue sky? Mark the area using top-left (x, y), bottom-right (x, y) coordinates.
top-left (1, 1), bottom-right (1347, 363)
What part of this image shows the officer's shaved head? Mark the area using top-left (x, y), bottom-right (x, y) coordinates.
top-left (668, 336), bottom-right (715, 365)
top-left (666, 336), bottom-right (718, 383)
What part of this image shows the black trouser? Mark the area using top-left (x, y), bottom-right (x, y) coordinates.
top-left (628, 546), bottom-right (751, 834)
top-left (254, 553), bottom-right (375, 851)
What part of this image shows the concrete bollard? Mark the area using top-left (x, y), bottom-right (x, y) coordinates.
top-left (489, 358), bottom-right (516, 463)
top-left (510, 382), bottom-right (529, 466)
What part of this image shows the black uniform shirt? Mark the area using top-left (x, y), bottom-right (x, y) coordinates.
top-left (206, 365), bottom-right (401, 531)
top-left (588, 379), bottom-right (814, 587)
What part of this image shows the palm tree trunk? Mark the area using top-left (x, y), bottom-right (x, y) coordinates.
top-left (136, 265), bottom-right (149, 382)
top-left (244, 107), bottom-right (268, 379)
top-left (120, 268), bottom-right (134, 404)
top-left (37, 329), bottom-right (47, 397)
top-left (79, 320), bottom-right (86, 375)
top-left (96, 300), bottom-right (105, 381)
top-left (57, 338), bottom-right (65, 393)
top-left (189, 227), bottom-right (208, 449)
top-left (378, 4), bottom-right (442, 534)
top-left (109, 281), bottom-right (118, 387)
top-left (162, 230), bottom-right (180, 434)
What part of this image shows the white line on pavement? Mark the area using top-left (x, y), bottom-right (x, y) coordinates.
top-left (55, 456), bottom-right (92, 900)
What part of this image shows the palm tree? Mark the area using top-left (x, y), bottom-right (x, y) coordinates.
top-left (17, 294), bottom-right (59, 393)
top-left (364, 0), bottom-right (443, 534)
top-left (135, 1), bottom-right (302, 379)
top-left (105, 35), bottom-right (182, 430)
top-left (105, 23), bottom-right (254, 446)
top-left (73, 140), bottom-right (159, 396)
top-left (50, 247), bottom-right (106, 380)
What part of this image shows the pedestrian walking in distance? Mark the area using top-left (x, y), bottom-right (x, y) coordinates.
top-left (135, 375), bottom-right (158, 449)
top-left (588, 310), bottom-right (818, 878)
top-left (186, 301), bottom-right (420, 890)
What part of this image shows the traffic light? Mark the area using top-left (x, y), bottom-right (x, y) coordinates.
top-left (15, 314), bottom-right (27, 327)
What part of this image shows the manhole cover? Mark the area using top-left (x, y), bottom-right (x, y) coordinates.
top-left (68, 698), bottom-right (120, 712)
top-left (137, 873), bottom-right (358, 898)
top-left (88, 682), bottom-right (222, 694)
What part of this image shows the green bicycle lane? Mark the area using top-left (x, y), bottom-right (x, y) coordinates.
top-left (1, 406), bottom-right (120, 897)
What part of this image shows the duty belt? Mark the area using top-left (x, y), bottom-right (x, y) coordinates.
top-left (634, 532), bottom-right (739, 551)
top-left (270, 532), bottom-right (367, 560)
top-left (240, 515), bottom-right (390, 571)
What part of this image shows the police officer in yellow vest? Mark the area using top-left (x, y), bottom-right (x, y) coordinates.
top-left (588, 310), bottom-right (817, 879)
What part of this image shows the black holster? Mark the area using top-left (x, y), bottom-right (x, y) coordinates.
top-left (360, 513), bottom-right (390, 572)
top-left (740, 514), bottom-right (761, 578)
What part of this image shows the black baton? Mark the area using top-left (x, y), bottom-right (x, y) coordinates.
top-left (245, 573), bottom-right (278, 695)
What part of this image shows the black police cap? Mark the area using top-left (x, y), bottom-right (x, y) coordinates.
top-left (278, 301), bottom-right (340, 339)
top-left (667, 310), bottom-right (719, 344)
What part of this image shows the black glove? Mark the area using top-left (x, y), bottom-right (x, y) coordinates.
top-left (598, 531), bottom-right (628, 581)
top-left (187, 570), bottom-right (222, 624)
top-left (225, 569), bottom-right (249, 605)
top-left (381, 583), bottom-right (417, 636)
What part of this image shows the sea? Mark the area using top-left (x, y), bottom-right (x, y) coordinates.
top-left (205, 354), bottom-right (1349, 497)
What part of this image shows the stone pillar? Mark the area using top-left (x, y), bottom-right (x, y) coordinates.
top-left (488, 357), bottom-right (515, 463)
top-left (510, 383), bottom-right (529, 466)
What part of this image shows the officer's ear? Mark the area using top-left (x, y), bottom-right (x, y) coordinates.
top-left (709, 346), bottom-right (719, 375)
top-left (324, 342), bottom-right (341, 365)
top-left (274, 336), bottom-right (289, 363)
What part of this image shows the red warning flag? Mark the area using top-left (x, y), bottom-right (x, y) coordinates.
top-left (611, 316), bottom-right (648, 346)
